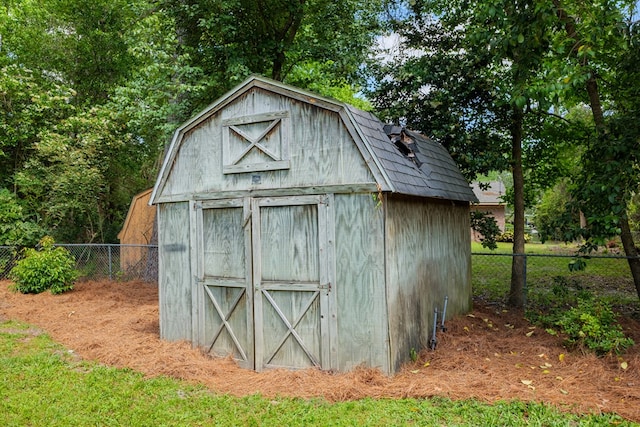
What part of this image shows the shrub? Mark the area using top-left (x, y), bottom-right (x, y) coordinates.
top-left (495, 231), bottom-right (531, 243)
top-left (555, 296), bottom-right (634, 355)
top-left (10, 236), bottom-right (78, 294)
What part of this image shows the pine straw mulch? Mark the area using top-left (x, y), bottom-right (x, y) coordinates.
top-left (1, 279), bottom-right (639, 422)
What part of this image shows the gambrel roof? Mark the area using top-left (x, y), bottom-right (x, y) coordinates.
top-left (151, 75), bottom-right (477, 204)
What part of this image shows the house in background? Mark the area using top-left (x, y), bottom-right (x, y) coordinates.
top-left (150, 75), bottom-right (478, 374)
top-left (471, 181), bottom-right (506, 241)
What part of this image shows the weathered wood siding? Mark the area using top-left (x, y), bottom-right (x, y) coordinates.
top-left (385, 196), bottom-right (472, 372)
top-left (117, 189), bottom-right (155, 271)
top-left (157, 202), bottom-right (193, 341)
top-left (334, 193), bottom-right (389, 372)
top-left (156, 88), bottom-right (376, 202)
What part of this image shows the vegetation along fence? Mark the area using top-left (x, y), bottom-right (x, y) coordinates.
top-left (1, 245), bottom-right (637, 305)
top-left (0, 244), bottom-right (158, 283)
top-left (473, 252), bottom-right (640, 306)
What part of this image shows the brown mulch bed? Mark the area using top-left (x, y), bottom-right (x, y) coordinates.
top-left (1, 279), bottom-right (639, 422)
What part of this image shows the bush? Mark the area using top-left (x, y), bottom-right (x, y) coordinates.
top-left (495, 231), bottom-right (531, 243)
top-left (556, 296), bottom-right (634, 355)
top-left (10, 236), bottom-right (78, 294)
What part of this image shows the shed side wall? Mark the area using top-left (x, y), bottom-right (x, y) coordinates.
top-left (385, 197), bottom-right (472, 372)
top-left (334, 193), bottom-right (389, 373)
top-left (158, 202), bottom-right (193, 341)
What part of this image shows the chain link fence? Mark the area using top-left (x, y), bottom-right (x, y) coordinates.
top-left (2, 244), bottom-right (638, 301)
top-left (0, 244), bottom-right (158, 283)
top-left (472, 252), bottom-right (640, 305)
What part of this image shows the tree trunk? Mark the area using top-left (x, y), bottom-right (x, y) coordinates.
top-left (619, 217), bottom-right (640, 299)
top-left (509, 107), bottom-right (526, 308)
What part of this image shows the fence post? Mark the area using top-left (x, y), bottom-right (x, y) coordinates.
top-left (108, 245), bottom-right (113, 280)
top-left (523, 254), bottom-right (527, 307)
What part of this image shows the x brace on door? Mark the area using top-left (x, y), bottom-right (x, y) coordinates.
top-left (204, 284), bottom-right (248, 362)
top-left (261, 289), bottom-right (321, 367)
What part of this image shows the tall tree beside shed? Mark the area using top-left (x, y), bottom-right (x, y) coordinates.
top-left (370, 0), bottom-right (567, 307)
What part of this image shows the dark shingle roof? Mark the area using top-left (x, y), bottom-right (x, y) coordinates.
top-left (346, 105), bottom-right (477, 203)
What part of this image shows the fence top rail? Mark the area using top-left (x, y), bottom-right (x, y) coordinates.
top-left (1, 244), bottom-right (158, 248)
top-left (55, 243), bottom-right (158, 248)
top-left (473, 252), bottom-right (640, 260)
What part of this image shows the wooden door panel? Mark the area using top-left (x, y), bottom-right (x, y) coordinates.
top-left (202, 207), bottom-right (245, 278)
top-left (198, 202), bottom-right (253, 368)
top-left (259, 204), bottom-right (319, 282)
top-left (253, 197), bottom-right (328, 371)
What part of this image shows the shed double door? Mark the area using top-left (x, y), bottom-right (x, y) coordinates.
top-left (193, 195), bottom-right (335, 371)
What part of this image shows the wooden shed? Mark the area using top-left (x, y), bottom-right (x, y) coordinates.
top-left (150, 76), bottom-right (478, 374)
top-left (117, 188), bottom-right (156, 273)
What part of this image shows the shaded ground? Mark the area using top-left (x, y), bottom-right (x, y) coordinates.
top-left (1, 280), bottom-right (639, 422)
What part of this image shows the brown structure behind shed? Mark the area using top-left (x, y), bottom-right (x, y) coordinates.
top-left (117, 188), bottom-right (156, 275)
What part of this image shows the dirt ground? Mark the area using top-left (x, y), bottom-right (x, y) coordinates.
top-left (1, 280), bottom-right (639, 422)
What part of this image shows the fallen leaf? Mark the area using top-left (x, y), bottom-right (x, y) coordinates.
top-left (560, 389), bottom-right (568, 395)
top-left (521, 379), bottom-right (533, 385)
top-left (526, 331), bottom-right (534, 337)
top-left (424, 361), bottom-right (430, 367)
top-left (467, 314), bottom-right (476, 318)
top-left (411, 370), bottom-right (420, 374)
top-left (505, 323), bottom-right (514, 329)
top-left (542, 370), bottom-right (550, 374)
top-left (540, 363), bottom-right (552, 369)
top-left (556, 376), bottom-right (563, 380)
top-left (559, 353), bottom-right (565, 362)
top-left (463, 326), bottom-right (470, 332)
top-left (621, 361), bottom-right (628, 370)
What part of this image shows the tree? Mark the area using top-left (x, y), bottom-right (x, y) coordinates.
top-left (0, 65), bottom-right (76, 191)
top-left (551, 0), bottom-right (640, 298)
top-left (162, 0), bottom-right (384, 109)
top-left (0, 188), bottom-right (42, 246)
top-left (15, 106), bottom-right (138, 242)
top-left (369, 0), bottom-right (570, 307)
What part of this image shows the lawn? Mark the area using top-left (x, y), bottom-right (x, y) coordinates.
top-left (472, 241), bottom-right (638, 305)
top-left (0, 320), bottom-right (631, 426)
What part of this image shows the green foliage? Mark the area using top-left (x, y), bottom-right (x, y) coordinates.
top-left (534, 179), bottom-right (582, 243)
top-left (525, 276), bottom-right (634, 356)
top-left (556, 296), bottom-right (634, 355)
top-left (0, 188), bottom-right (42, 246)
top-left (10, 236), bottom-right (78, 294)
top-left (14, 106), bottom-right (138, 242)
top-left (164, 0), bottom-right (384, 109)
top-left (470, 211), bottom-right (500, 250)
top-left (0, 64), bottom-right (76, 189)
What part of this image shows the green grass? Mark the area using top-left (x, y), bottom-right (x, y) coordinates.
top-left (0, 320), bottom-right (632, 426)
